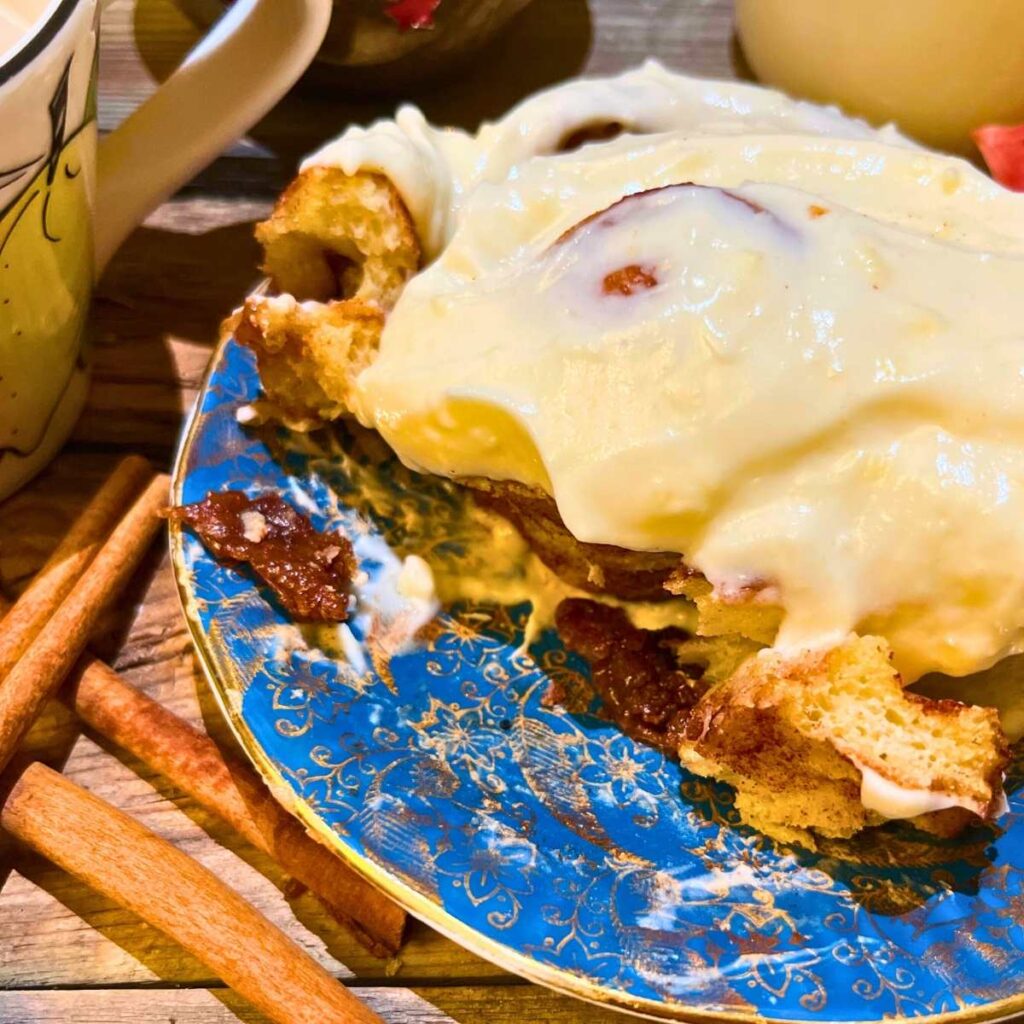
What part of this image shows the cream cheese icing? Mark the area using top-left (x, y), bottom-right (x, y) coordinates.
top-left (855, 762), bottom-right (969, 821)
top-left (305, 62), bottom-right (1024, 685)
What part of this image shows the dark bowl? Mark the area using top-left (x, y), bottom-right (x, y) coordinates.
top-left (181, 0), bottom-right (538, 93)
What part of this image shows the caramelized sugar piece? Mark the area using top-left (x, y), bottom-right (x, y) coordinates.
top-left (168, 491), bottom-right (356, 622)
top-left (555, 598), bottom-right (705, 754)
top-left (602, 264), bottom-right (658, 296)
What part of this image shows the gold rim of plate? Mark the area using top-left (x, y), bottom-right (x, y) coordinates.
top-left (168, 332), bottom-right (1024, 1024)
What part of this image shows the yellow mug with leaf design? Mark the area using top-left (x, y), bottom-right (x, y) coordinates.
top-left (0, 0), bottom-right (332, 499)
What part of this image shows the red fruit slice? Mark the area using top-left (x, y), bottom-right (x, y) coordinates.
top-left (384, 0), bottom-right (441, 30)
top-left (972, 123), bottom-right (1024, 192)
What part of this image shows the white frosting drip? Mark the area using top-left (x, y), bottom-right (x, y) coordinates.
top-left (351, 536), bottom-right (439, 658)
top-left (305, 63), bottom-right (1024, 685)
top-left (856, 763), bottom-right (970, 821)
top-left (396, 553), bottom-right (436, 604)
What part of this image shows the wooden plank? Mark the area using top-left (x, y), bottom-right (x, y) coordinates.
top-left (0, 990), bottom-right (280, 1024)
top-left (415, 984), bottom-right (634, 1023)
top-left (0, 985), bottom-right (635, 1023)
top-left (83, 195), bottom-right (269, 461)
top-left (0, 989), bottom-right (449, 1024)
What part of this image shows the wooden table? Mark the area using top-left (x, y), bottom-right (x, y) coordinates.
top-left (0, 1), bottom-right (738, 1019)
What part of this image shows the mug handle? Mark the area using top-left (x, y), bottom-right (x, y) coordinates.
top-left (93, 0), bottom-right (333, 275)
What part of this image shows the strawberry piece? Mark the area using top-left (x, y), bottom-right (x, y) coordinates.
top-left (973, 123), bottom-right (1024, 191)
top-left (384, 0), bottom-right (441, 30)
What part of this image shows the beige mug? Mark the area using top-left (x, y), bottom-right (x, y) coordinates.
top-left (0, 0), bottom-right (332, 500)
top-left (736, 0), bottom-right (1024, 153)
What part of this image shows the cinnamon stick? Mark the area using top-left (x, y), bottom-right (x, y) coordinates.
top-left (0, 455), bottom-right (151, 682)
top-left (66, 655), bottom-right (406, 956)
top-left (0, 474), bottom-right (168, 775)
top-left (1, 762), bottom-right (384, 1024)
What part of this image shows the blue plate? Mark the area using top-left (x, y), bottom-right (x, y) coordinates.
top-left (171, 336), bottom-right (1024, 1023)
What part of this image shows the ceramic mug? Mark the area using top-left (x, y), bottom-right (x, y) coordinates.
top-left (736, 0), bottom-right (1024, 153)
top-left (0, 0), bottom-right (332, 500)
